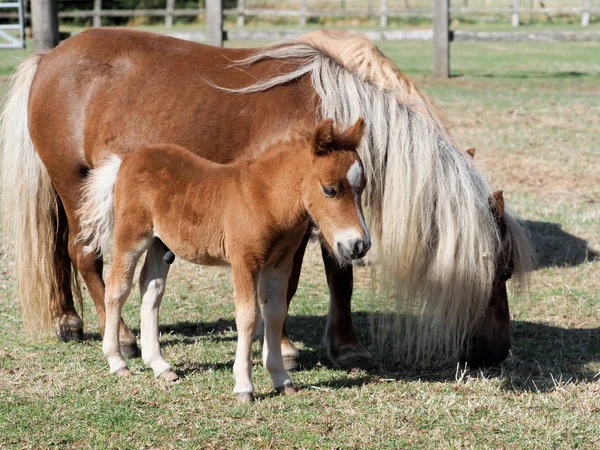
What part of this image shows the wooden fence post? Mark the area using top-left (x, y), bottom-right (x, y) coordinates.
top-left (31, 0), bottom-right (59, 51)
top-left (511, 0), bottom-right (520, 27)
top-left (165, 0), bottom-right (175, 27)
top-left (206, 0), bottom-right (224, 47)
top-left (299, 0), bottom-right (307, 26)
top-left (237, 0), bottom-right (245, 27)
top-left (93, 0), bottom-right (102, 27)
top-left (433, 0), bottom-right (450, 78)
top-left (581, 0), bottom-right (591, 26)
top-left (380, 0), bottom-right (388, 27)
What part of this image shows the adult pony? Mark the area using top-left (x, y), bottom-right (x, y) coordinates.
top-left (0, 28), bottom-right (531, 368)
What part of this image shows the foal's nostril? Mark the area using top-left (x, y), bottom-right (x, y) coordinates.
top-left (351, 240), bottom-right (364, 260)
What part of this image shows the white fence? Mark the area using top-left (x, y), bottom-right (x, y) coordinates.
top-left (2, 1), bottom-right (598, 28)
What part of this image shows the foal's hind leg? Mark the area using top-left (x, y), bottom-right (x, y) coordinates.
top-left (103, 244), bottom-right (146, 376)
top-left (67, 224), bottom-right (140, 357)
top-left (139, 240), bottom-right (177, 381)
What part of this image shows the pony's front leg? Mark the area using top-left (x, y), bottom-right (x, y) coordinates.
top-left (321, 243), bottom-right (375, 370)
top-left (139, 240), bottom-right (177, 381)
top-left (259, 263), bottom-right (297, 395)
top-left (231, 265), bottom-right (261, 403)
top-left (102, 249), bottom-right (141, 377)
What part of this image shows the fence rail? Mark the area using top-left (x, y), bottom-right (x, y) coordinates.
top-left (1, 2), bottom-right (597, 27)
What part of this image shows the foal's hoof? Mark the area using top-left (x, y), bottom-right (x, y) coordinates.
top-left (158, 369), bottom-right (179, 382)
top-left (53, 313), bottom-right (84, 342)
top-left (276, 384), bottom-right (298, 396)
top-left (120, 343), bottom-right (140, 359)
top-left (115, 367), bottom-right (132, 377)
top-left (235, 393), bottom-right (254, 404)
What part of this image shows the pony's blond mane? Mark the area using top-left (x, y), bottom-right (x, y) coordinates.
top-left (299, 30), bottom-right (447, 129)
top-left (221, 30), bottom-right (533, 362)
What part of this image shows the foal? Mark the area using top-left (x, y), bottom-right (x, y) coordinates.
top-left (78, 118), bottom-right (370, 402)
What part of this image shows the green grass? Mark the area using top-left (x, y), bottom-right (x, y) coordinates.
top-left (0, 32), bottom-right (599, 448)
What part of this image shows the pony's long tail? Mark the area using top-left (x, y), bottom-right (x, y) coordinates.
top-left (0, 54), bottom-right (62, 334)
top-left (77, 155), bottom-right (122, 258)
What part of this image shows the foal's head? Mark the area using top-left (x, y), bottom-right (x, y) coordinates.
top-left (304, 118), bottom-right (371, 263)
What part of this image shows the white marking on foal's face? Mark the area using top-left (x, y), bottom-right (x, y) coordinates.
top-left (346, 160), bottom-right (364, 191)
top-left (331, 159), bottom-right (372, 260)
top-left (348, 160), bottom-right (370, 243)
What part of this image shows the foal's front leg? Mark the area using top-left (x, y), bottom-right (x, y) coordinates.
top-left (259, 262), bottom-right (297, 395)
top-left (231, 264), bottom-right (261, 403)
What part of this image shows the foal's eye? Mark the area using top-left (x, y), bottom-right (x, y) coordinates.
top-left (322, 186), bottom-right (337, 197)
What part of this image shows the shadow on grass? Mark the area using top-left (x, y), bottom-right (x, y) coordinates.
top-left (476, 71), bottom-right (599, 79)
top-left (523, 220), bottom-right (598, 268)
top-left (157, 312), bottom-right (599, 393)
top-left (503, 320), bottom-right (600, 392)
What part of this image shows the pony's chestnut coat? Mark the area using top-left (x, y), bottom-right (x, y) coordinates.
top-left (1, 28), bottom-right (532, 370)
top-left (78, 120), bottom-right (369, 399)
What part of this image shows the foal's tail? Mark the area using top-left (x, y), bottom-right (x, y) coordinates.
top-left (0, 54), bottom-right (61, 333)
top-left (77, 155), bottom-right (122, 257)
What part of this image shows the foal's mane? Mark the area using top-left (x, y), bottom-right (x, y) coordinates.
top-left (220, 30), bottom-right (533, 362)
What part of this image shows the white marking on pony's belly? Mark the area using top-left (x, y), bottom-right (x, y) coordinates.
top-left (346, 160), bottom-right (363, 190)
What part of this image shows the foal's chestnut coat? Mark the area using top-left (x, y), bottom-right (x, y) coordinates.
top-left (79, 119), bottom-right (369, 401)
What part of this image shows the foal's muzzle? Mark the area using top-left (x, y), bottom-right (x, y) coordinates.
top-left (338, 238), bottom-right (371, 261)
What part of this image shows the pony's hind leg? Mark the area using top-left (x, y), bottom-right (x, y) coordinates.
top-left (259, 263), bottom-right (296, 395)
top-left (53, 202), bottom-right (84, 341)
top-left (102, 243), bottom-right (146, 376)
top-left (139, 239), bottom-right (176, 381)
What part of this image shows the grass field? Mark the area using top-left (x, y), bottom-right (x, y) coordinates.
top-left (0, 32), bottom-right (599, 448)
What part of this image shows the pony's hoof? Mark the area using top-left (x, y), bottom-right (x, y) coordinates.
top-left (235, 393), bottom-right (254, 403)
top-left (158, 369), bottom-right (179, 382)
top-left (114, 367), bottom-right (131, 377)
top-left (120, 343), bottom-right (140, 359)
top-left (281, 339), bottom-right (300, 371)
top-left (334, 345), bottom-right (377, 371)
top-left (275, 383), bottom-right (298, 395)
top-left (283, 355), bottom-right (299, 372)
top-left (53, 313), bottom-right (83, 342)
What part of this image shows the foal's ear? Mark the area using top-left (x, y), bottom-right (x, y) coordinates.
top-left (489, 190), bottom-right (505, 218)
top-left (312, 119), bottom-right (335, 155)
top-left (466, 147), bottom-right (476, 158)
top-left (340, 118), bottom-right (365, 150)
